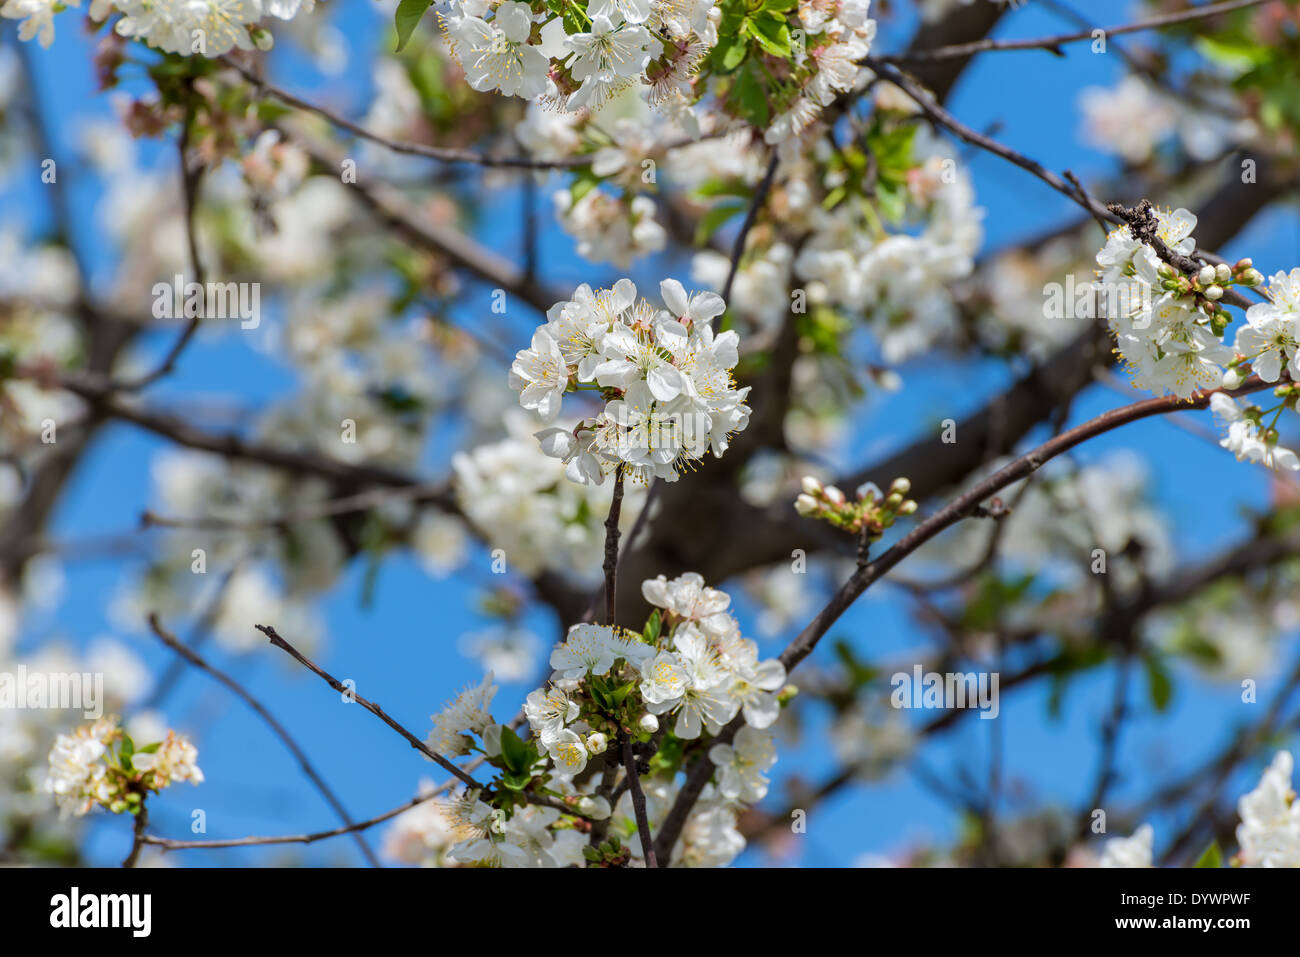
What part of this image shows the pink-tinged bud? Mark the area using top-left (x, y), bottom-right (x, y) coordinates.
top-left (824, 485), bottom-right (846, 506)
top-left (1234, 258), bottom-right (1253, 271)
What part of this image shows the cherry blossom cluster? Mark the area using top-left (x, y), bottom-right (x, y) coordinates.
top-left (1094, 209), bottom-right (1300, 472)
top-left (795, 475), bottom-right (917, 540)
top-left (2, 0), bottom-right (313, 54)
top-left (1101, 750), bottom-right (1299, 868)
top-left (43, 716), bottom-right (203, 818)
top-left (421, 572), bottom-right (785, 866)
top-left (438, 0), bottom-right (876, 126)
top-left (510, 278), bottom-right (751, 484)
top-left (442, 0), bottom-right (697, 112)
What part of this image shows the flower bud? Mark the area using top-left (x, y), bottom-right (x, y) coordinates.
top-left (1215, 263), bottom-right (1232, 283)
top-left (638, 713), bottom-right (659, 734)
top-left (1241, 268), bottom-right (1264, 286)
top-left (889, 477), bottom-right (911, 496)
top-left (1222, 367), bottom-right (1244, 389)
top-left (1197, 265), bottom-right (1217, 286)
top-left (795, 493), bottom-right (820, 516)
top-left (1157, 263), bottom-right (1176, 280)
top-left (824, 485), bottom-right (846, 506)
top-left (885, 492), bottom-right (904, 509)
top-left (1204, 284), bottom-right (1224, 301)
top-left (251, 27), bottom-right (274, 51)
top-left (897, 500), bottom-right (918, 515)
top-left (801, 475), bottom-right (823, 496)
top-left (586, 732), bottom-right (608, 755)
top-left (1234, 258), bottom-right (1253, 271)
top-left (855, 481), bottom-right (882, 502)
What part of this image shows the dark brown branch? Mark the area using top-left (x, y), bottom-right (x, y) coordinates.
top-left (623, 735), bottom-right (657, 867)
top-left (122, 802), bottom-right (148, 868)
top-left (603, 471), bottom-right (626, 626)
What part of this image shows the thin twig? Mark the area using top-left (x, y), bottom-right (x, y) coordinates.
top-left (717, 151), bottom-right (780, 331)
top-left (122, 802), bottom-right (148, 868)
top-left (876, 0), bottom-right (1272, 64)
top-left (148, 615), bottom-right (382, 866)
top-left (255, 623), bottom-right (485, 790)
top-left (142, 789), bottom-right (441, 852)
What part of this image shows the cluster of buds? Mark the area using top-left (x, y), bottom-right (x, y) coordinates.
top-left (795, 476), bottom-right (918, 541)
top-left (1159, 258), bottom-right (1264, 335)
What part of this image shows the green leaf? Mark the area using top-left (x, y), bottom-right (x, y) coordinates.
top-left (610, 681), bottom-right (636, 707)
top-left (1194, 841), bottom-right (1222, 868)
top-left (499, 726), bottom-right (529, 773)
top-left (394, 0), bottom-right (434, 52)
top-left (570, 168), bottom-right (602, 203)
top-left (1143, 652), bottom-right (1173, 712)
top-left (730, 62), bottom-right (769, 127)
top-left (501, 769), bottom-right (533, 791)
top-left (644, 609), bottom-right (662, 644)
top-left (745, 13), bottom-right (792, 57)
top-left (694, 203), bottom-right (746, 247)
top-left (718, 35), bottom-right (748, 72)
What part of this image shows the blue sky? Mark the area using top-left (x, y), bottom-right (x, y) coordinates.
top-left (5, 0), bottom-right (1299, 867)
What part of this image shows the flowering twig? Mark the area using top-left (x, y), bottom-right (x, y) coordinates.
top-left (654, 376), bottom-right (1278, 858)
top-left (148, 615), bottom-right (382, 867)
